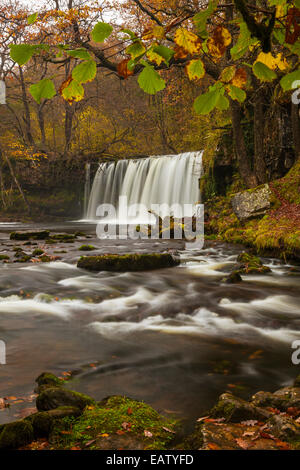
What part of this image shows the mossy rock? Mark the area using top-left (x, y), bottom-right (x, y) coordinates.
top-left (0, 255), bottom-right (10, 261)
top-left (39, 255), bottom-right (52, 263)
top-left (36, 372), bottom-right (64, 390)
top-left (79, 245), bottom-right (96, 251)
top-left (222, 271), bottom-right (242, 284)
top-left (210, 393), bottom-right (271, 423)
top-left (32, 248), bottom-right (44, 257)
top-left (10, 231), bottom-right (50, 241)
top-left (50, 395), bottom-right (178, 450)
top-left (0, 420), bottom-right (34, 449)
top-left (235, 251), bottom-right (271, 275)
top-left (15, 255), bottom-right (32, 263)
top-left (26, 407), bottom-right (81, 438)
top-left (36, 387), bottom-right (95, 412)
top-left (51, 234), bottom-right (76, 242)
top-left (77, 253), bottom-right (180, 272)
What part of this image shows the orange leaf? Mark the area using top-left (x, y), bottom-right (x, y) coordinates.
top-left (207, 442), bottom-right (221, 450)
top-left (117, 59), bottom-right (134, 79)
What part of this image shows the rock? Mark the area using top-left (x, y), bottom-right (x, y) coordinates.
top-left (35, 372), bottom-right (63, 393)
top-left (77, 253), bottom-right (180, 272)
top-left (32, 248), bottom-right (44, 257)
top-left (210, 393), bottom-right (271, 423)
top-left (27, 407), bottom-right (81, 437)
top-left (222, 271), bottom-right (242, 284)
top-left (10, 231), bottom-right (50, 241)
top-left (79, 245), bottom-right (96, 251)
top-left (267, 414), bottom-right (300, 441)
top-left (36, 387), bottom-right (95, 411)
top-left (252, 387), bottom-right (300, 410)
top-left (231, 184), bottom-right (272, 221)
top-left (50, 234), bottom-right (76, 242)
top-left (235, 251), bottom-right (271, 275)
top-left (0, 255), bottom-right (9, 261)
top-left (0, 420), bottom-right (34, 449)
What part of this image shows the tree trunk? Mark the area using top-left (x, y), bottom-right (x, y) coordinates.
top-left (291, 102), bottom-right (300, 160)
top-left (64, 102), bottom-right (74, 154)
top-left (19, 66), bottom-right (35, 146)
top-left (253, 86), bottom-right (268, 183)
top-left (230, 99), bottom-right (258, 187)
top-left (0, 145), bottom-right (30, 212)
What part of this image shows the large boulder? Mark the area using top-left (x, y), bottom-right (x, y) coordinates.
top-left (36, 387), bottom-right (95, 411)
top-left (231, 184), bottom-right (272, 221)
top-left (252, 387), bottom-right (300, 411)
top-left (77, 253), bottom-right (180, 272)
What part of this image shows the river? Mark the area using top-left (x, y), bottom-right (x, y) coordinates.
top-left (0, 221), bottom-right (299, 432)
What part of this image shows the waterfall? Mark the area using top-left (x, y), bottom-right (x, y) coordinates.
top-left (83, 163), bottom-right (91, 218)
top-left (84, 151), bottom-right (203, 221)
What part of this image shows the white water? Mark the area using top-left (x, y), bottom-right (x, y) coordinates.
top-left (85, 151), bottom-right (202, 221)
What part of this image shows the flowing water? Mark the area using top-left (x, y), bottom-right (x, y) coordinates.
top-left (85, 151), bottom-right (202, 221)
top-left (0, 152), bottom-right (299, 430)
top-left (0, 221), bottom-right (299, 430)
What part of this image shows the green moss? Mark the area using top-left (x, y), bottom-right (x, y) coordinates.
top-left (32, 249), bottom-right (44, 257)
top-left (0, 420), bottom-right (34, 449)
top-left (0, 255), bottom-right (9, 261)
top-left (36, 372), bottom-right (64, 388)
top-left (79, 245), bottom-right (96, 251)
top-left (10, 231), bottom-right (50, 241)
top-left (78, 253), bottom-right (180, 272)
top-left (51, 396), bottom-right (178, 450)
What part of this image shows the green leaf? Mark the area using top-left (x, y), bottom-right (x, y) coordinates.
top-left (66, 49), bottom-right (92, 60)
top-left (193, 0), bottom-right (217, 35)
top-left (294, 0), bottom-right (300, 7)
top-left (30, 78), bottom-right (56, 104)
top-left (216, 94), bottom-right (229, 110)
top-left (91, 22), bottom-right (113, 43)
top-left (28, 13), bottom-right (38, 25)
top-left (227, 84), bottom-right (246, 102)
top-left (62, 80), bottom-right (84, 103)
top-left (138, 64), bottom-right (166, 95)
top-left (194, 89), bottom-right (220, 115)
top-left (186, 59), bottom-right (205, 80)
top-left (252, 61), bottom-right (277, 81)
top-left (153, 45), bottom-right (174, 64)
top-left (120, 29), bottom-right (137, 40)
top-left (10, 44), bottom-right (36, 66)
top-left (280, 69), bottom-right (300, 91)
top-left (230, 22), bottom-right (258, 60)
top-left (126, 41), bottom-right (146, 59)
top-left (72, 60), bottom-right (97, 84)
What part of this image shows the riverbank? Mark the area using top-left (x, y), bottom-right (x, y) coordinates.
top-left (205, 161), bottom-right (300, 261)
top-left (2, 371), bottom-right (300, 450)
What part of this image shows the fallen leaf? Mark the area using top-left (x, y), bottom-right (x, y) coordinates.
top-left (122, 422), bottom-right (131, 431)
top-left (144, 430), bottom-right (153, 438)
top-left (70, 446), bottom-right (81, 450)
top-left (241, 420), bottom-right (258, 427)
top-left (99, 433), bottom-right (109, 438)
top-left (85, 439), bottom-right (96, 447)
top-left (116, 430), bottom-right (125, 435)
top-left (162, 427), bottom-right (176, 434)
top-left (207, 442), bottom-right (221, 450)
top-left (0, 398), bottom-right (5, 409)
top-left (236, 438), bottom-right (252, 449)
top-left (127, 407), bottom-right (133, 415)
top-left (197, 416), bottom-right (209, 422)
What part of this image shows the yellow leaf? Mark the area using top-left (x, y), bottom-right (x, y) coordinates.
top-left (231, 67), bottom-right (247, 87)
top-left (146, 49), bottom-right (164, 66)
top-left (143, 25), bottom-right (165, 40)
top-left (255, 52), bottom-right (288, 71)
top-left (186, 59), bottom-right (205, 80)
top-left (207, 26), bottom-right (232, 59)
top-left (174, 28), bottom-right (201, 54)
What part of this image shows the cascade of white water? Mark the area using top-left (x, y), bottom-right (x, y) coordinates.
top-left (85, 151), bottom-right (202, 221)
